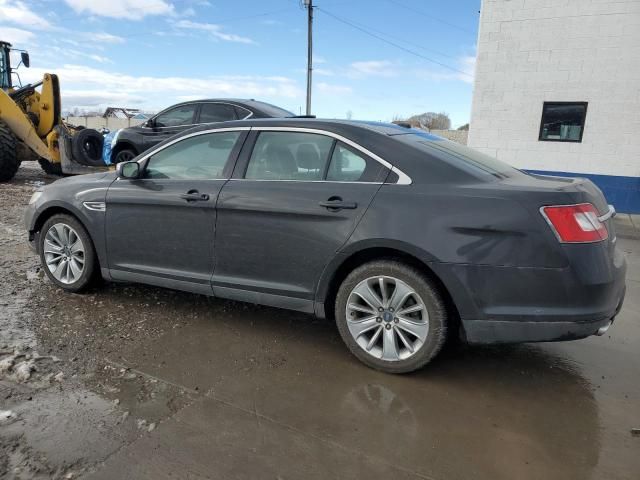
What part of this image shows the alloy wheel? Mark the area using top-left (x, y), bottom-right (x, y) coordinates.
top-left (43, 223), bottom-right (85, 284)
top-left (346, 276), bottom-right (429, 361)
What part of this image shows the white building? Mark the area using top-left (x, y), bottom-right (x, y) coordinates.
top-left (469, 0), bottom-right (640, 213)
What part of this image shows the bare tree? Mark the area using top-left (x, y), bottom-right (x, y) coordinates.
top-left (345, 110), bottom-right (353, 120)
top-left (406, 112), bottom-right (451, 130)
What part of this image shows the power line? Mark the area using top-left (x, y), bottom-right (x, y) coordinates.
top-left (316, 7), bottom-right (473, 78)
top-left (320, 10), bottom-right (460, 61)
top-left (384, 0), bottom-right (476, 35)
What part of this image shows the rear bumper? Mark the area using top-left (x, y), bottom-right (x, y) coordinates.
top-left (434, 242), bottom-right (627, 344)
top-left (462, 286), bottom-right (624, 343)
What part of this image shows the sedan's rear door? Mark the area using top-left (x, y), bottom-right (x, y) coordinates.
top-left (212, 128), bottom-right (388, 310)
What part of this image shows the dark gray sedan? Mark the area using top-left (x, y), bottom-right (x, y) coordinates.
top-left (24, 119), bottom-right (627, 373)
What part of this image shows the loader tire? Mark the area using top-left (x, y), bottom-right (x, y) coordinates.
top-left (0, 120), bottom-right (20, 182)
top-left (71, 128), bottom-right (104, 167)
top-left (38, 158), bottom-right (63, 176)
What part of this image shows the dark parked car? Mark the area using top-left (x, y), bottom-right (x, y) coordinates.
top-left (110, 99), bottom-right (294, 164)
top-left (25, 119), bottom-right (626, 373)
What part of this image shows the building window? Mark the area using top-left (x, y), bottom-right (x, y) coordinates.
top-left (538, 102), bottom-right (587, 142)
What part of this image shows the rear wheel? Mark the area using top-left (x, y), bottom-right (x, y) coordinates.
top-left (335, 260), bottom-right (448, 373)
top-left (39, 214), bottom-right (96, 292)
top-left (0, 120), bottom-right (19, 182)
top-left (113, 148), bottom-right (136, 164)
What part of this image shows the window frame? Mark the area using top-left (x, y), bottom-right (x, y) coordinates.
top-left (126, 128), bottom-right (250, 181)
top-left (538, 101), bottom-right (588, 143)
top-left (233, 127), bottom-right (411, 185)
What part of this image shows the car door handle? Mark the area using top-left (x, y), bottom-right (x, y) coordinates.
top-left (180, 191), bottom-right (210, 202)
top-left (319, 198), bottom-right (358, 210)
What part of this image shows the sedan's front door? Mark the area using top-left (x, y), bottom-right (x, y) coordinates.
top-left (105, 129), bottom-right (246, 294)
top-left (213, 129), bottom-right (388, 310)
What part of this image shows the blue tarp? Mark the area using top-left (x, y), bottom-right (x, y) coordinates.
top-left (102, 129), bottom-right (122, 165)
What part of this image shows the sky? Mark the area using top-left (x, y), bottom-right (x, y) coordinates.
top-left (0, 0), bottom-right (480, 127)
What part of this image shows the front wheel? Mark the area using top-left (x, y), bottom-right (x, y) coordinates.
top-left (335, 260), bottom-right (448, 374)
top-left (39, 214), bottom-right (97, 292)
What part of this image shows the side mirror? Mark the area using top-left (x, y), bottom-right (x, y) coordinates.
top-left (117, 161), bottom-right (140, 179)
top-left (146, 118), bottom-right (156, 128)
top-left (21, 52), bottom-right (30, 68)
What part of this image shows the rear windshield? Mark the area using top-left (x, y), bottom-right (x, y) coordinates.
top-left (399, 131), bottom-right (522, 179)
top-left (252, 102), bottom-right (295, 118)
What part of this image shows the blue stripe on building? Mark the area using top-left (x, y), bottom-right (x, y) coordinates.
top-left (524, 170), bottom-right (640, 214)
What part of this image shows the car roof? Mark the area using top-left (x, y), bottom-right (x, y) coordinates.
top-left (184, 117), bottom-right (444, 140)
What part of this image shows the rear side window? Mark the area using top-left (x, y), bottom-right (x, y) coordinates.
top-left (234, 106), bottom-right (252, 119)
top-left (244, 133), bottom-right (387, 182)
top-left (145, 131), bottom-right (241, 179)
top-left (154, 104), bottom-right (197, 127)
top-left (326, 143), bottom-right (367, 182)
top-left (245, 132), bottom-right (333, 181)
top-left (199, 103), bottom-right (238, 123)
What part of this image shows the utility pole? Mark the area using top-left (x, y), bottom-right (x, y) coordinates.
top-left (304, 0), bottom-right (313, 115)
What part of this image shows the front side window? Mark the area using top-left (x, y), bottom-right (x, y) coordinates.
top-left (199, 103), bottom-right (238, 123)
top-left (539, 102), bottom-right (587, 142)
top-left (245, 132), bottom-right (334, 181)
top-left (154, 104), bottom-right (197, 128)
top-left (145, 131), bottom-right (241, 179)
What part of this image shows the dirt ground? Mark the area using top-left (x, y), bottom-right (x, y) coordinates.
top-left (1, 162), bottom-right (639, 479)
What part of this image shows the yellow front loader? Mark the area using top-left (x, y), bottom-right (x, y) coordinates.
top-left (0, 41), bottom-right (109, 181)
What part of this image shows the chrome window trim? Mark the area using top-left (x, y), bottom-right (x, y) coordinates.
top-left (130, 125), bottom-right (412, 185)
top-left (249, 126), bottom-right (412, 185)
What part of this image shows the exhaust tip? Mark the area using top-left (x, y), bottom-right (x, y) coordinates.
top-left (596, 321), bottom-right (613, 336)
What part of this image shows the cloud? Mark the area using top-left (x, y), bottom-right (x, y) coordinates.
top-left (90, 32), bottom-right (126, 44)
top-left (19, 64), bottom-right (302, 110)
top-left (174, 20), bottom-right (256, 44)
top-left (0, 26), bottom-right (35, 44)
top-left (415, 55), bottom-right (476, 84)
top-left (317, 82), bottom-right (352, 95)
top-left (63, 0), bottom-right (174, 20)
top-left (314, 68), bottom-right (334, 77)
top-left (49, 46), bottom-right (112, 64)
top-left (0, 0), bottom-right (51, 29)
top-left (349, 60), bottom-right (397, 78)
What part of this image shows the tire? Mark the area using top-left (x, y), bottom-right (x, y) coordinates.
top-left (71, 128), bottom-right (104, 167)
top-left (335, 260), bottom-right (448, 374)
top-left (38, 158), bottom-right (63, 176)
top-left (39, 214), bottom-right (97, 292)
top-left (0, 120), bottom-right (20, 182)
top-left (113, 148), bottom-right (136, 164)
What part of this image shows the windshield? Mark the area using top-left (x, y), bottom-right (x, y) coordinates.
top-left (0, 47), bottom-right (10, 90)
top-left (399, 131), bottom-right (522, 179)
top-left (253, 101), bottom-right (295, 118)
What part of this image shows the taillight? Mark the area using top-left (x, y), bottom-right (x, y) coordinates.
top-left (540, 203), bottom-right (608, 243)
